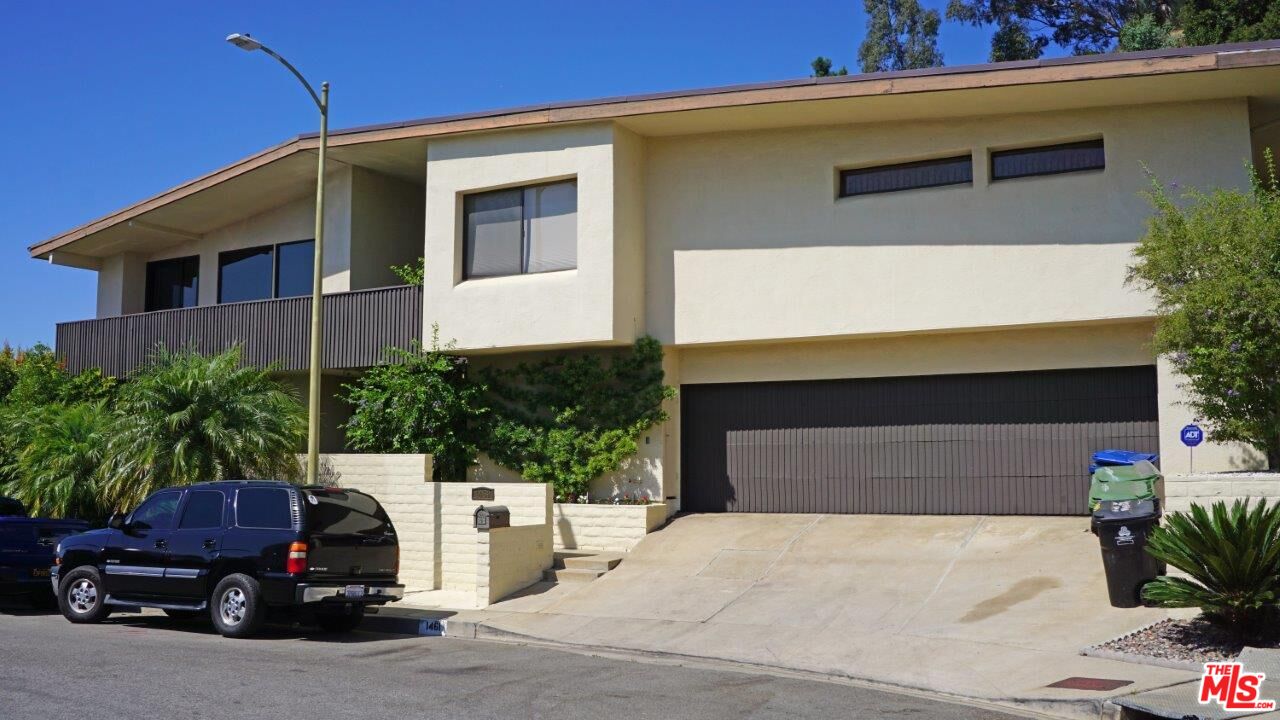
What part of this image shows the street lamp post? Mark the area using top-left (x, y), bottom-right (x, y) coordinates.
top-left (226, 33), bottom-right (328, 486)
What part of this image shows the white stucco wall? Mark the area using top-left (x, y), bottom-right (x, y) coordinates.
top-left (350, 167), bottom-right (425, 290)
top-left (643, 100), bottom-right (1254, 346)
top-left (423, 123), bottom-right (641, 351)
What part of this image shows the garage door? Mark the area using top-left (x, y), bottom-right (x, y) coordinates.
top-left (681, 366), bottom-right (1159, 515)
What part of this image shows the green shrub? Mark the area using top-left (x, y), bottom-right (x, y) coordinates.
top-left (1, 402), bottom-right (113, 521)
top-left (1142, 499), bottom-right (1280, 640)
top-left (1127, 153), bottom-right (1280, 468)
top-left (342, 330), bottom-right (488, 481)
top-left (101, 346), bottom-right (305, 510)
top-left (482, 337), bottom-right (675, 501)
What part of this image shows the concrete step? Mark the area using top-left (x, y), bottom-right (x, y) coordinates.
top-left (553, 552), bottom-right (623, 573)
top-left (543, 567), bottom-right (606, 583)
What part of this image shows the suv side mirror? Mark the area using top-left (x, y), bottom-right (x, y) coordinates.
top-left (107, 512), bottom-right (126, 530)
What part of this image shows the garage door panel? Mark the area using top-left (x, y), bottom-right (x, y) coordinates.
top-left (683, 366), bottom-right (1159, 515)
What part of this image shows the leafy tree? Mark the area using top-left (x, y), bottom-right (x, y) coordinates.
top-left (1143, 499), bottom-right (1280, 640)
top-left (391, 257), bottom-right (425, 286)
top-left (1127, 153), bottom-right (1280, 468)
top-left (989, 19), bottom-right (1050, 60)
top-left (482, 337), bottom-right (675, 501)
top-left (0, 344), bottom-right (17, 402)
top-left (342, 329), bottom-right (488, 481)
top-left (100, 346), bottom-right (305, 510)
top-left (2, 402), bottom-right (113, 521)
top-left (1180, 0), bottom-right (1280, 45)
top-left (946, 0), bottom-right (1179, 58)
top-left (1117, 13), bottom-right (1178, 49)
top-left (860, 0), bottom-right (945, 72)
top-left (811, 56), bottom-right (850, 76)
top-left (0, 344), bottom-right (116, 408)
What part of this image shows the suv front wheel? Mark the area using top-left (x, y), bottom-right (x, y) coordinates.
top-left (58, 567), bottom-right (112, 624)
top-left (210, 574), bottom-right (265, 638)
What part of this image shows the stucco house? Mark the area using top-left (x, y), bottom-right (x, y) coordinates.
top-left (31, 41), bottom-right (1280, 517)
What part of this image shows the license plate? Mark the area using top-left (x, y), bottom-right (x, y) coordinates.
top-left (31, 568), bottom-right (50, 578)
top-left (343, 585), bottom-right (365, 599)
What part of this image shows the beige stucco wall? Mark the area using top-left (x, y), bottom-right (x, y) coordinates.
top-left (552, 502), bottom-right (667, 552)
top-left (93, 165), bottom-right (424, 319)
top-left (279, 372), bottom-right (355, 453)
top-left (477, 524), bottom-right (553, 605)
top-left (1156, 357), bottom-right (1266, 473)
top-left (349, 167), bottom-right (425, 290)
top-left (643, 100), bottom-right (1253, 346)
top-left (423, 123), bottom-right (641, 351)
top-left (1164, 473), bottom-right (1280, 514)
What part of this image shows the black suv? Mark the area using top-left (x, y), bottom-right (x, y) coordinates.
top-left (52, 481), bottom-right (404, 638)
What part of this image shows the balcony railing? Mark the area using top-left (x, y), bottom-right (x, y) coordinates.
top-left (56, 285), bottom-right (423, 376)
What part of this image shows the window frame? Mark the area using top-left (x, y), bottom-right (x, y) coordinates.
top-left (461, 179), bottom-right (578, 281)
top-left (989, 139), bottom-right (1105, 182)
top-left (216, 239), bottom-right (315, 304)
top-left (144, 255), bottom-right (200, 312)
top-left (233, 487), bottom-right (295, 530)
top-left (837, 154), bottom-right (974, 199)
top-left (176, 489), bottom-right (226, 530)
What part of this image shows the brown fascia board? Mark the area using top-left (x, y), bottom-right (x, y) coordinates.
top-left (28, 40), bottom-right (1280, 259)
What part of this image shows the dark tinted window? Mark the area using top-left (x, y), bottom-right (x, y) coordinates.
top-left (218, 246), bottom-right (274, 303)
top-left (463, 181), bottom-right (577, 279)
top-left (991, 139), bottom-right (1104, 181)
top-left (0, 497), bottom-right (26, 517)
top-left (840, 155), bottom-right (972, 198)
top-left (235, 488), bottom-right (293, 529)
top-left (179, 490), bottom-right (225, 529)
top-left (145, 256), bottom-right (200, 312)
top-left (275, 240), bottom-right (314, 298)
top-left (130, 491), bottom-right (182, 531)
top-left (305, 491), bottom-right (393, 536)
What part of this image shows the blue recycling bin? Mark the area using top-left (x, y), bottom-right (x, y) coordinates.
top-left (1089, 449), bottom-right (1159, 475)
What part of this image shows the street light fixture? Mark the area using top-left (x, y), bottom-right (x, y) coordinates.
top-left (226, 32), bottom-right (329, 487)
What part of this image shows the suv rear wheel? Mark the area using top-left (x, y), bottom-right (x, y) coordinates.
top-left (315, 604), bottom-right (365, 633)
top-left (210, 574), bottom-right (265, 638)
top-left (58, 567), bottom-right (111, 624)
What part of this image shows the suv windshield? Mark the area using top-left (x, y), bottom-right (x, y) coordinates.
top-left (304, 490), bottom-right (393, 536)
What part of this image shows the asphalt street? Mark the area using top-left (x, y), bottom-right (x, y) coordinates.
top-left (0, 606), bottom-right (1027, 720)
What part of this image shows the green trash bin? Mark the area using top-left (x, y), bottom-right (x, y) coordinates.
top-left (1088, 460), bottom-right (1160, 513)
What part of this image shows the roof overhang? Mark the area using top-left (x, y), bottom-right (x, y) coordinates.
top-left (29, 40), bottom-right (1280, 263)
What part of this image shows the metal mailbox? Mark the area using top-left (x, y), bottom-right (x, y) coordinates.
top-left (473, 505), bottom-right (510, 530)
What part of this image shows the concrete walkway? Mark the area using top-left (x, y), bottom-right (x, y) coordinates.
top-left (387, 514), bottom-right (1199, 719)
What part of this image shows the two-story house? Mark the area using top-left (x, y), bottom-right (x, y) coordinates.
top-left (31, 41), bottom-right (1280, 516)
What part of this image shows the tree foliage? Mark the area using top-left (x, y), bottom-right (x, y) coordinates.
top-left (1180, 0), bottom-right (1280, 45)
top-left (100, 346), bottom-right (306, 510)
top-left (1143, 499), bottom-right (1280, 640)
top-left (482, 337), bottom-right (675, 501)
top-left (342, 329), bottom-right (488, 481)
top-left (3, 402), bottom-right (113, 521)
top-left (1127, 153), bottom-right (1280, 468)
top-left (946, 0), bottom-right (1179, 58)
top-left (811, 56), bottom-right (850, 76)
top-left (391, 257), bottom-right (425, 286)
top-left (1117, 13), bottom-right (1178, 49)
top-left (859, 0), bottom-right (945, 72)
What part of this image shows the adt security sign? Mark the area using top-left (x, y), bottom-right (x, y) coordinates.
top-left (1181, 424), bottom-right (1205, 447)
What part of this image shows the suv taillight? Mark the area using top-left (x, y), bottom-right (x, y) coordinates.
top-left (286, 541), bottom-right (308, 574)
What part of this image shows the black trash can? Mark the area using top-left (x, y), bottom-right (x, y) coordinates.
top-left (1093, 498), bottom-right (1164, 608)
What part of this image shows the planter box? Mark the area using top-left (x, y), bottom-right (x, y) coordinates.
top-left (553, 502), bottom-right (668, 552)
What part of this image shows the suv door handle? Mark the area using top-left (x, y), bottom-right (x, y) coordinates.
top-left (154, 539), bottom-right (167, 549)
top-left (202, 539), bottom-right (216, 549)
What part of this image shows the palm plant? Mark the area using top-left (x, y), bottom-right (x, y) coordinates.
top-left (2, 402), bottom-right (112, 520)
top-left (1142, 499), bottom-right (1280, 640)
top-left (101, 346), bottom-right (306, 511)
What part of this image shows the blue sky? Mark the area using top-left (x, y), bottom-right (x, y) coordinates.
top-left (1, 1), bottom-right (1015, 347)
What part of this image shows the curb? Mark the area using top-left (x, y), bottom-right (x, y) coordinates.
top-left (361, 610), bottom-right (1115, 720)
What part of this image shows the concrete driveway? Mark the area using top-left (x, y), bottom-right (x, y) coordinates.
top-left (435, 513), bottom-right (1200, 718)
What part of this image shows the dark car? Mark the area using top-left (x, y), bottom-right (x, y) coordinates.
top-left (52, 481), bottom-right (403, 637)
top-left (0, 497), bottom-right (91, 606)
